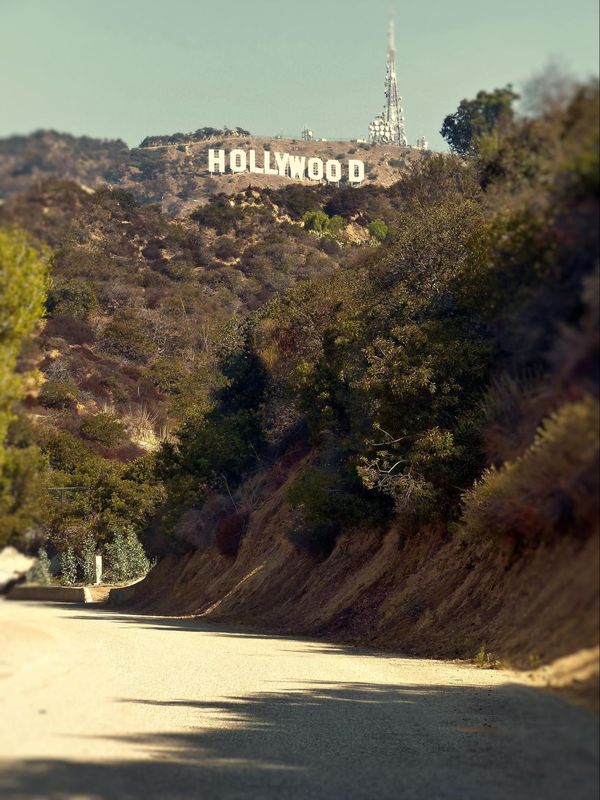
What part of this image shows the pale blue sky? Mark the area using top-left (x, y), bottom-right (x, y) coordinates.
top-left (1, 0), bottom-right (598, 150)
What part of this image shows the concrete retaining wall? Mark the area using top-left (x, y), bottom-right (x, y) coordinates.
top-left (6, 584), bottom-right (93, 603)
top-left (107, 579), bottom-right (145, 607)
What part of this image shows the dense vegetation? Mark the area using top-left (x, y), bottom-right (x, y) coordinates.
top-left (0, 230), bottom-right (49, 544)
top-left (159, 80), bottom-right (599, 554)
top-left (0, 78), bottom-right (597, 573)
top-left (440, 86), bottom-right (519, 156)
top-left (139, 127), bottom-right (251, 148)
top-left (0, 170), bottom-right (349, 556)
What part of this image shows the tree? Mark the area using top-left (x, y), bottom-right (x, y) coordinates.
top-left (80, 535), bottom-right (97, 585)
top-left (303, 210), bottom-right (346, 239)
top-left (521, 59), bottom-right (575, 117)
top-left (0, 229), bottom-right (50, 461)
top-left (80, 413), bottom-right (126, 447)
top-left (31, 547), bottom-right (52, 585)
top-left (60, 548), bottom-right (78, 586)
top-left (0, 230), bottom-right (50, 546)
top-left (441, 86), bottom-right (519, 156)
top-left (302, 210), bottom-right (329, 233)
top-left (46, 279), bottom-right (98, 320)
top-left (368, 219), bottom-right (388, 243)
top-left (0, 445), bottom-right (51, 547)
top-left (104, 528), bottom-right (150, 582)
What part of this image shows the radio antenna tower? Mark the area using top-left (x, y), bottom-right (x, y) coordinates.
top-left (369, 17), bottom-right (408, 146)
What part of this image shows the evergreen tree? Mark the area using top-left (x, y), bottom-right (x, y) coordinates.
top-left (0, 229), bottom-right (50, 460)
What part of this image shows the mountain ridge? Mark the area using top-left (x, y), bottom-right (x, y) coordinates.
top-left (0, 129), bottom-right (428, 216)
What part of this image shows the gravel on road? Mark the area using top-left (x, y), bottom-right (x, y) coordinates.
top-left (0, 600), bottom-right (597, 800)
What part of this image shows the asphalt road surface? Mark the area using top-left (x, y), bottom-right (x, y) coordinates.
top-left (0, 599), bottom-right (597, 800)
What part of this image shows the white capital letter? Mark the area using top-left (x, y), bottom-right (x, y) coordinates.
top-left (307, 158), bottom-right (324, 181)
top-left (263, 151), bottom-right (278, 175)
top-left (288, 154), bottom-right (306, 179)
top-left (208, 149), bottom-right (226, 173)
top-left (274, 151), bottom-right (289, 176)
top-left (248, 150), bottom-right (264, 174)
top-left (229, 149), bottom-right (247, 173)
top-left (325, 160), bottom-right (341, 183)
top-left (348, 159), bottom-right (365, 184)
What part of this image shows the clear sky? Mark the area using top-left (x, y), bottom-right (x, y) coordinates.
top-left (1, 0), bottom-right (598, 150)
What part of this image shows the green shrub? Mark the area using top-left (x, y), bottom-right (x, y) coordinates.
top-left (100, 316), bottom-right (158, 363)
top-left (286, 466), bottom-right (347, 529)
top-left (80, 413), bottom-right (126, 447)
top-left (302, 210), bottom-right (346, 238)
top-left (104, 528), bottom-right (150, 582)
top-left (39, 379), bottom-right (78, 409)
top-left (0, 229), bottom-right (49, 460)
top-left (191, 199), bottom-right (246, 235)
top-left (319, 237), bottom-right (341, 255)
top-left (285, 463), bottom-right (390, 555)
top-left (55, 248), bottom-right (121, 282)
top-left (302, 210), bottom-right (329, 233)
top-left (0, 445), bottom-right (50, 547)
top-left (44, 315), bottom-right (95, 345)
top-left (270, 185), bottom-right (321, 219)
top-left (42, 430), bottom-right (92, 471)
top-left (286, 519), bottom-right (338, 557)
top-left (327, 215), bottom-right (345, 237)
top-left (60, 547), bottom-right (78, 586)
top-left (474, 643), bottom-right (497, 668)
top-left (214, 237), bottom-right (239, 261)
top-left (80, 535), bottom-right (97, 585)
top-left (368, 218), bottom-right (388, 243)
top-left (38, 431), bottom-right (165, 550)
top-left (31, 547), bottom-right (52, 585)
top-left (46, 280), bottom-right (98, 320)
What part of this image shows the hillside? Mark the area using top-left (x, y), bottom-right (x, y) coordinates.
top-left (1, 82), bottom-right (598, 707)
top-left (0, 130), bottom-right (428, 216)
top-left (121, 84), bottom-right (600, 704)
top-left (0, 170), bottom-right (405, 550)
top-left (126, 449), bottom-right (600, 708)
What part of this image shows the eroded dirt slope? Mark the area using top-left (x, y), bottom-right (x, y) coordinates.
top-left (126, 457), bottom-right (600, 708)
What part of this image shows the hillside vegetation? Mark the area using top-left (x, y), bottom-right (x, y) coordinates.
top-left (0, 81), bottom-right (598, 672)
top-left (154, 81), bottom-right (599, 559)
top-left (0, 130), bottom-right (425, 216)
top-left (0, 176), bottom-right (367, 551)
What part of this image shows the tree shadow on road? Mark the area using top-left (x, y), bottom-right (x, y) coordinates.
top-left (64, 609), bottom-right (385, 657)
top-left (1, 678), bottom-right (598, 800)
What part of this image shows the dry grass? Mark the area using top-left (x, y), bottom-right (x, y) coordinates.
top-left (120, 404), bottom-right (173, 451)
top-left (460, 395), bottom-right (599, 546)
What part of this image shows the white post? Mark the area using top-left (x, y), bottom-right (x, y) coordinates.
top-left (94, 555), bottom-right (103, 585)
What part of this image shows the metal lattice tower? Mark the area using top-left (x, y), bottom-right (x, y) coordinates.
top-left (369, 18), bottom-right (407, 146)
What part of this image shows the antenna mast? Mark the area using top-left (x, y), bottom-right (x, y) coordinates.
top-left (369, 17), bottom-right (407, 146)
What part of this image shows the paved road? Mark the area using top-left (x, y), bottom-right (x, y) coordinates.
top-left (0, 600), bottom-right (597, 800)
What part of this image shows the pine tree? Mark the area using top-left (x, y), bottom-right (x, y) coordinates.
top-left (60, 548), bottom-right (78, 586)
top-left (31, 547), bottom-right (52, 585)
top-left (81, 535), bottom-right (97, 585)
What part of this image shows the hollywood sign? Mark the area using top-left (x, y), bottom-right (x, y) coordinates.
top-left (208, 148), bottom-right (365, 184)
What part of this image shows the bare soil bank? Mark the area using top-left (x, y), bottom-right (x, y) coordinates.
top-left (126, 460), bottom-right (599, 709)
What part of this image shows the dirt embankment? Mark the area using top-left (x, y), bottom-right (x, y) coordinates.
top-left (126, 457), bottom-right (599, 709)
